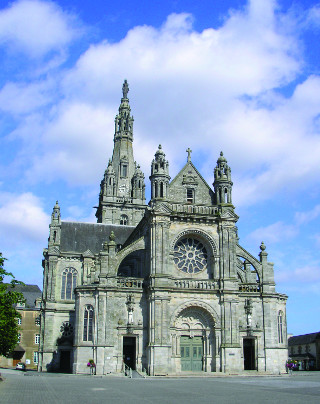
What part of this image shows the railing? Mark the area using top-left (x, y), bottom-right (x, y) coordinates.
top-left (239, 283), bottom-right (260, 292)
top-left (116, 278), bottom-right (144, 289)
top-left (174, 280), bottom-right (215, 290)
top-left (171, 204), bottom-right (217, 216)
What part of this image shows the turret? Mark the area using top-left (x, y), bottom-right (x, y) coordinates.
top-left (150, 145), bottom-right (170, 200)
top-left (213, 152), bottom-right (233, 205)
top-left (132, 163), bottom-right (145, 201)
top-left (49, 201), bottom-right (61, 247)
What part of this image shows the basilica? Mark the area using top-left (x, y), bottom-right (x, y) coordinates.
top-left (39, 81), bottom-right (288, 375)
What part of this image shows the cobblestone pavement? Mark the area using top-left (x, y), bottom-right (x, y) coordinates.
top-left (1, 369), bottom-right (320, 404)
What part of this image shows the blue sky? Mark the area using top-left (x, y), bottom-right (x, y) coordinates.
top-left (0, 0), bottom-right (320, 336)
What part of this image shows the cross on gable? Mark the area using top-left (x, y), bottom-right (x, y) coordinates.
top-left (186, 147), bottom-right (192, 162)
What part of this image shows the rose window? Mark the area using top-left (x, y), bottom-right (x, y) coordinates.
top-left (60, 321), bottom-right (74, 337)
top-left (173, 238), bottom-right (208, 274)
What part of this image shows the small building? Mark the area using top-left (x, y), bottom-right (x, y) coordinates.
top-left (288, 332), bottom-right (320, 370)
top-left (0, 285), bottom-right (42, 370)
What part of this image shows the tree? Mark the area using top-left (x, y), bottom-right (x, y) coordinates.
top-left (0, 253), bottom-right (25, 357)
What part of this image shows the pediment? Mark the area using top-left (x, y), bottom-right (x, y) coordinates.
top-left (153, 202), bottom-right (172, 213)
top-left (49, 246), bottom-right (60, 255)
top-left (82, 249), bottom-right (94, 257)
top-left (220, 209), bottom-right (239, 221)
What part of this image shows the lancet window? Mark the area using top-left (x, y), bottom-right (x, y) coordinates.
top-left (83, 305), bottom-right (94, 342)
top-left (61, 267), bottom-right (77, 300)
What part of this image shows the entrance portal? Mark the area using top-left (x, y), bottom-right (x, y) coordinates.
top-left (181, 336), bottom-right (203, 371)
top-left (123, 336), bottom-right (136, 370)
top-left (60, 350), bottom-right (71, 373)
top-left (243, 338), bottom-right (256, 370)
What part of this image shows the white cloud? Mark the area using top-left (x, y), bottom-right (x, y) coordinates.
top-left (25, 102), bottom-right (114, 185)
top-left (246, 221), bottom-right (298, 245)
top-left (277, 264), bottom-right (320, 284)
top-left (295, 204), bottom-right (320, 225)
top-left (1, 1), bottom-right (319, 211)
top-left (0, 192), bottom-right (49, 245)
top-left (0, 79), bottom-right (53, 115)
top-left (0, 0), bottom-right (81, 58)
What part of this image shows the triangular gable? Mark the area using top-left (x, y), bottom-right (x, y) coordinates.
top-left (170, 161), bottom-right (211, 190)
top-left (82, 249), bottom-right (94, 257)
top-left (220, 209), bottom-right (239, 221)
top-left (152, 202), bottom-right (172, 213)
top-left (169, 161), bottom-right (214, 205)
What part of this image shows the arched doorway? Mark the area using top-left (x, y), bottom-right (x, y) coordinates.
top-left (172, 306), bottom-right (216, 372)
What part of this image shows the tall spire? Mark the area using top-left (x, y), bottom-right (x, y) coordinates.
top-left (96, 80), bottom-right (146, 225)
top-left (114, 79), bottom-right (134, 142)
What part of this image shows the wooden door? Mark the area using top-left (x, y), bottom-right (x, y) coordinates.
top-left (181, 336), bottom-right (203, 371)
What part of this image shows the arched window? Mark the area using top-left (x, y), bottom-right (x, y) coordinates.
top-left (120, 214), bottom-right (128, 225)
top-left (160, 182), bottom-right (164, 198)
top-left (83, 305), bottom-right (94, 342)
top-left (277, 311), bottom-right (283, 343)
top-left (224, 188), bottom-right (228, 203)
top-left (61, 268), bottom-right (77, 300)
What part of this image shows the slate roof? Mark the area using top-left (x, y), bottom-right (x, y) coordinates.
top-left (288, 332), bottom-right (320, 346)
top-left (60, 221), bottom-right (135, 254)
top-left (7, 284), bottom-right (42, 308)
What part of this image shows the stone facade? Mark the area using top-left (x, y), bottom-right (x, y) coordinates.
top-left (39, 81), bottom-right (288, 375)
top-left (0, 285), bottom-right (42, 370)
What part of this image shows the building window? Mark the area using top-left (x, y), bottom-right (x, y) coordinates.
top-left (35, 334), bottom-right (40, 344)
top-left (17, 318), bottom-right (22, 325)
top-left (186, 188), bottom-right (194, 204)
top-left (121, 164), bottom-right (128, 177)
top-left (61, 267), bottom-right (77, 300)
top-left (18, 333), bottom-right (21, 343)
top-left (298, 345), bottom-right (302, 354)
top-left (277, 311), bottom-right (283, 343)
top-left (290, 347), bottom-right (294, 355)
top-left (35, 316), bottom-right (40, 326)
top-left (83, 305), bottom-right (94, 342)
top-left (173, 238), bottom-right (208, 274)
top-left (306, 344), bottom-right (310, 353)
top-left (120, 214), bottom-right (128, 225)
top-left (33, 351), bottom-right (39, 364)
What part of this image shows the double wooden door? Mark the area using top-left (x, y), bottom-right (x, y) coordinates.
top-left (181, 336), bottom-right (203, 371)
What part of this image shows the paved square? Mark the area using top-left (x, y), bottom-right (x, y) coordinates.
top-left (1, 369), bottom-right (320, 404)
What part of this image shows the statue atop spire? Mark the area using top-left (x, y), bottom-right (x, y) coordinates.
top-left (122, 79), bottom-right (129, 99)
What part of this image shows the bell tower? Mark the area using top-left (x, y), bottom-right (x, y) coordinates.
top-left (95, 80), bottom-right (146, 226)
top-left (213, 151), bottom-right (233, 206)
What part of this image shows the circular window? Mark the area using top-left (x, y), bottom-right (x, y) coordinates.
top-left (173, 238), bottom-right (208, 274)
top-left (60, 321), bottom-right (74, 337)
